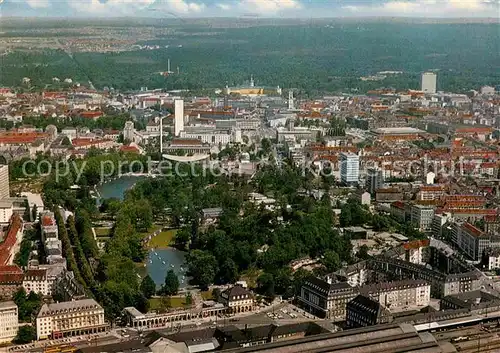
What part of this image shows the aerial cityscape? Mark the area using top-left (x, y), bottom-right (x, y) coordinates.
top-left (0, 2), bottom-right (499, 353)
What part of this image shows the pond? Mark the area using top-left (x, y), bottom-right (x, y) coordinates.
top-left (96, 175), bottom-right (144, 201)
top-left (146, 248), bottom-right (189, 289)
top-left (97, 176), bottom-right (189, 288)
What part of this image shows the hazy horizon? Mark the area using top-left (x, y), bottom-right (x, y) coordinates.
top-left (1, 0), bottom-right (499, 19)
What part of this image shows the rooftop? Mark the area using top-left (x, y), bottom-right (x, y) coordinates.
top-left (38, 299), bottom-right (102, 317)
top-left (372, 127), bottom-right (425, 135)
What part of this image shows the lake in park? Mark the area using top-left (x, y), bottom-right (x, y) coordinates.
top-left (97, 176), bottom-right (189, 289)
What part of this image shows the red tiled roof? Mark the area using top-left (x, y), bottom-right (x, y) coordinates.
top-left (71, 138), bottom-right (111, 147)
top-left (391, 201), bottom-right (406, 210)
top-left (41, 215), bottom-right (55, 227)
top-left (120, 145), bottom-right (140, 153)
top-left (0, 264), bottom-right (24, 284)
top-left (80, 111), bottom-right (103, 118)
top-left (0, 214), bottom-right (22, 266)
top-left (403, 239), bottom-right (430, 250)
top-left (171, 138), bottom-right (202, 146)
top-left (462, 222), bottom-right (484, 237)
top-left (0, 132), bottom-right (47, 145)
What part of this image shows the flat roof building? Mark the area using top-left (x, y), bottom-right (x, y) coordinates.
top-left (0, 301), bottom-right (18, 344)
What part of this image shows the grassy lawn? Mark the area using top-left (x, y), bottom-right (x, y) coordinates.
top-left (149, 296), bottom-right (187, 311)
top-left (94, 227), bottom-right (112, 237)
top-left (148, 229), bottom-right (178, 249)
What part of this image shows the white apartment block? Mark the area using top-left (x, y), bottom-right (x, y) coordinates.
top-left (23, 269), bottom-right (51, 296)
top-left (421, 72), bottom-right (437, 94)
top-left (487, 253), bottom-right (500, 270)
top-left (411, 204), bottom-right (435, 232)
top-left (360, 280), bottom-right (431, 309)
top-left (340, 152), bottom-right (360, 185)
top-left (0, 164), bottom-right (9, 199)
top-left (0, 201), bottom-right (14, 224)
top-left (36, 299), bottom-right (107, 340)
top-left (0, 301), bottom-right (18, 343)
top-left (451, 221), bottom-right (498, 261)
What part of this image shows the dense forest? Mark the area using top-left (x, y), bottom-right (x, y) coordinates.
top-left (1, 23), bottom-right (498, 93)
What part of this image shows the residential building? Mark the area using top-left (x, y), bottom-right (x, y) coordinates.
top-left (451, 221), bottom-right (500, 261)
top-left (0, 165), bottom-right (9, 199)
top-left (346, 295), bottom-right (392, 328)
top-left (359, 279), bottom-right (431, 309)
top-left (418, 185), bottom-right (446, 201)
top-left (365, 167), bottom-right (383, 194)
top-left (174, 99), bottom-right (184, 136)
top-left (421, 72), bottom-right (437, 93)
top-left (0, 301), bottom-right (18, 343)
top-left (484, 248), bottom-right (500, 270)
top-left (0, 265), bottom-right (24, 300)
top-left (376, 188), bottom-right (403, 203)
top-left (219, 285), bottom-right (255, 314)
top-left (0, 214), bottom-right (23, 266)
top-left (36, 299), bottom-right (107, 340)
top-left (0, 201), bottom-right (14, 224)
top-left (411, 204), bottom-right (435, 231)
top-left (390, 201), bottom-right (406, 222)
top-left (53, 271), bottom-right (86, 302)
top-left (339, 152), bottom-right (359, 185)
top-left (298, 275), bottom-right (357, 319)
top-left (23, 269), bottom-right (51, 296)
top-left (432, 213), bottom-right (453, 239)
top-left (40, 211), bottom-right (58, 242)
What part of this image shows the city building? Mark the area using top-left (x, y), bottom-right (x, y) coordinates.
top-left (346, 295), bottom-right (392, 328)
top-left (36, 299), bottom-right (108, 340)
top-left (218, 285), bottom-right (255, 314)
top-left (484, 248), bottom-right (500, 270)
top-left (0, 265), bottom-right (24, 300)
top-left (0, 201), bottom-right (14, 225)
top-left (411, 204), bottom-right (435, 232)
top-left (0, 214), bottom-right (23, 266)
top-left (339, 152), bottom-right (359, 186)
top-left (297, 275), bottom-right (357, 319)
top-left (0, 301), bottom-right (18, 344)
top-left (174, 99), bottom-right (184, 136)
top-left (451, 221), bottom-right (500, 261)
top-left (365, 167), bottom-right (383, 195)
top-left (421, 72), bottom-right (437, 93)
top-left (0, 165), bottom-right (9, 199)
top-left (440, 290), bottom-right (500, 313)
top-left (418, 185), bottom-right (446, 201)
top-left (359, 279), bottom-right (431, 309)
top-left (390, 201), bottom-right (407, 222)
top-left (23, 268), bottom-right (51, 296)
top-left (123, 121), bottom-right (135, 142)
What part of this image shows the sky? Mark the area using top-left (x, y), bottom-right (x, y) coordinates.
top-left (1, 0), bottom-right (499, 18)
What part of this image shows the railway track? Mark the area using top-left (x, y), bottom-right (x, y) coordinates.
top-left (457, 338), bottom-right (500, 353)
